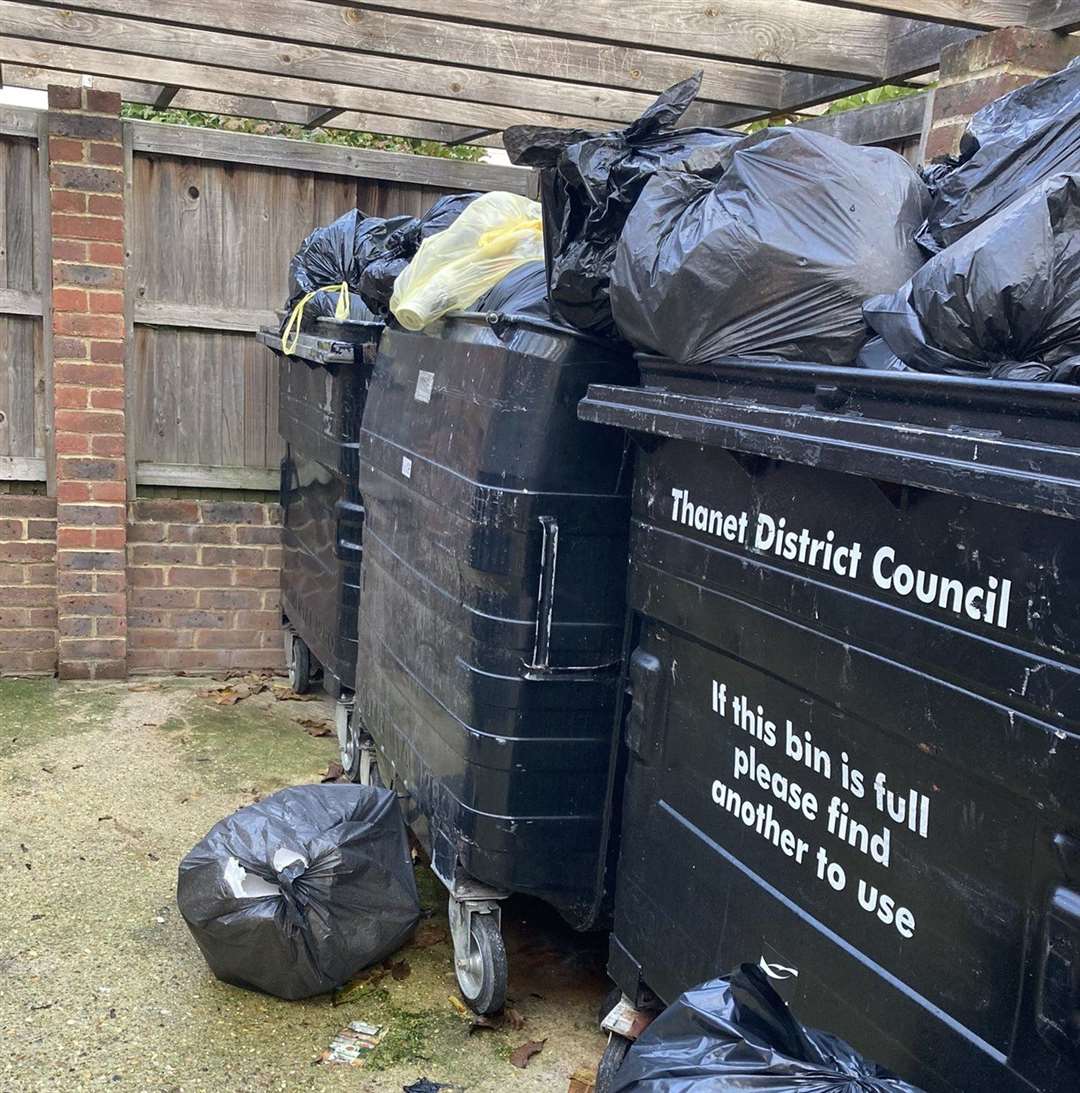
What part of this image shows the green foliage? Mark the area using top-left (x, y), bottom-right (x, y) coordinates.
top-left (120, 103), bottom-right (486, 161)
top-left (742, 84), bottom-right (928, 134)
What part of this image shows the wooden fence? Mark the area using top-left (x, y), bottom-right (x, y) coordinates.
top-left (0, 95), bottom-right (928, 495)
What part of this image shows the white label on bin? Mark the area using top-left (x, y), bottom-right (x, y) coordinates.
top-left (400, 456), bottom-right (412, 479)
top-left (414, 370), bottom-right (434, 403)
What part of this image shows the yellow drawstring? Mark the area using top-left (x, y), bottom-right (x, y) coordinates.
top-left (281, 282), bottom-right (350, 355)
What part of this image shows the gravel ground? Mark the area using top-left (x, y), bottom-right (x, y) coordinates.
top-left (0, 677), bottom-right (609, 1092)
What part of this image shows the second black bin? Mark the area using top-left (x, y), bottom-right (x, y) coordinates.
top-left (354, 308), bottom-right (635, 1014)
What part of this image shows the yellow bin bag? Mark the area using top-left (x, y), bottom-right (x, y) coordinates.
top-left (390, 191), bottom-right (543, 330)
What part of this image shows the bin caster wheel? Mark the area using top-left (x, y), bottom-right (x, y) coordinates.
top-left (449, 898), bottom-right (507, 1016)
top-left (595, 1033), bottom-right (632, 1093)
top-left (337, 702), bottom-right (382, 786)
top-left (288, 635), bottom-right (312, 694)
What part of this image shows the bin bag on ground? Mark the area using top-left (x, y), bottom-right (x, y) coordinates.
top-left (865, 172), bottom-right (1080, 383)
top-left (611, 964), bottom-right (924, 1092)
top-left (359, 193), bottom-right (480, 318)
top-left (504, 73), bottom-right (741, 340)
top-left (474, 260), bottom-right (552, 321)
top-left (854, 337), bottom-right (911, 372)
top-left (918, 59), bottom-right (1080, 253)
top-left (609, 127), bottom-right (928, 366)
top-left (390, 191), bottom-right (543, 330)
top-left (177, 783), bottom-right (420, 1001)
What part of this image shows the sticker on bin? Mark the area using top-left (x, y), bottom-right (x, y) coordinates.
top-left (401, 456), bottom-right (412, 479)
top-left (414, 370), bottom-right (435, 403)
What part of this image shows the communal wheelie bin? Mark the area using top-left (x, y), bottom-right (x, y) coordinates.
top-left (257, 316), bottom-right (383, 777)
top-left (352, 307), bottom-right (636, 1014)
top-left (579, 357), bottom-right (1080, 1093)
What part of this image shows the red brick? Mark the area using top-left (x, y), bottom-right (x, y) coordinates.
top-left (198, 501), bottom-right (268, 526)
top-left (233, 567), bottom-right (279, 588)
top-left (59, 616), bottom-right (94, 638)
top-left (55, 409), bottom-right (124, 435)
top-left (48, 84), bottom-right (82, 110)
top-left (58, 592), bottom-right (126, 617)
top-left (0, 541), bottom-right (53, 563)
top-left (50, 114), bottom-right (122, 142)
top-left (174, 649), bottom-right (234, 671)
top-left (88, 242), bottom-right (124, 266)
top-left (128, 608), bottom-right (169, 628)
top-left (51, 190), bottom-right (87, 214)
top-left (84, 88), bottom-right (121, 114)
top-left (924, 122), bottom-right (967, 162)
top-left (132, 499), bottom-right (200, 523)
top-left (55, 362), bottom-right (123, 387)
top-left (26, 520), bottom-right (56, 540)
top-left (169, 610), bottom-right (228, 630)
top-left (196, 629), bottom-right (262, 649)
top-left (56, 571), bottom-right (93, 594)
top-left (88, 291), bottom-right (124, 315)
top-left (58, 637), bottom-right (125, 660)
top-left (53, 286), bottom-right (88, 312)
top-left (56, 550), bottom-right (125, 573)
top-left (49, 136), bottom-right (86, 163)
top-left (933, 73), bottom-right (1034, 125)
top-left (200, 545), bottom-right (264, 567)
top-left (88, 340), bottom-right (124, 364)
top-left (54, 432), bottom-right (90, 455)
top-left (57, 660), bottom-right (94, 680)
top-left (3, 586), bottom-right (53, 607)
top-left (52, 239), bottom-right (87, 262)
top-left (236, 610), bottom-right (281, 630)
top-left (90, 481), bottom-right (126, 503)
top-left (128, 521), bottom-right (165, 544)
top-left (130, 543), bottom-right (198, 566)
top-left (235, 525), bottom-right (280, 545)
top-left (0, 607), bottom-right (29, 628)
top-left (28, 608), bottom-right (57, 628)
top-left (0, 497), bottom-right (55, 518)
top-left (197, 588), bottom-right (263, 610)
top-left (56, 481), bottom-right (91, 503)
top-left (0, 517), bottom-right (25, 539)
top-left (53, 336), bottom-right (88, 359)
top-left (57, 527), bottom-right (94, 549)
top-left (165, 523), bottom-right (230, 545)
top-left (54, 384), bottom-right (88, 410)
top-left (130, 588), bottom-right (196, 609)
top-left (54, 312), bottom-right (124, 339)
top-left (93, 527), bottom-right (126, 550)
top-left (0, 563), bottom-right (26, 583)
top-left (939, 26), bottom-right (1080, 80)
top-left (51, 211), bottom-right (123, 241)
top-left (93, 572), bottom-right (125, 594)
top-left (130, 628), bottom-right (184, 650)
top-left (56, 503), bottom-right (125, 527)
top-left (2, 629), bottom-right (57, 651)
top-left (88, 142), bottom-right (124, 167)
top-left (88, 194), bottom-right (123, 217)
top-left (26, 563), bottom-right (56, 585)
top-left (90, 435), bottom-right (125, 460)
top-left (127, 566), bottom-right (164, 589)
top-left (94, 616), bottom-right (127, 639)
top-left (57, 457), bottom-right (124, 482)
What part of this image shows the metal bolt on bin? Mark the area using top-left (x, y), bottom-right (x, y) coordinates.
top-left (579, 356), bottom-right (1080, 1093)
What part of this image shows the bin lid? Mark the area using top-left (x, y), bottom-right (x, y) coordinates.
top-left (256, 317), bottom-right (384, 364)
top-left (578, 357), bottom-right (1080, 520)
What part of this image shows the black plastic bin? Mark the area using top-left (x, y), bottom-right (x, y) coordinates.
top-left (354, 312), bottom-right (635, 1014)
top-left (579, 358), bottom-right (1080, 1093)
top-left (257, 318), bottom-right (383, 766)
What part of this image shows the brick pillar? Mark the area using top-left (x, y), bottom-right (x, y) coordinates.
top-left (923, 27), bottom-right (1080, 161)
top-left (48, 85), bottom-right (128, 680)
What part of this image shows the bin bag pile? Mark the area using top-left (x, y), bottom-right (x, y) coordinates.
top-left (283, 209), bottom-right (405, 328)
top-left (609, 127), bottom-right (928, 366)
top-left (505, 73), bottom-right (741, 340)
top-left (610, 964), bottom-right (925, 1093)
top-left (865, 172), bottom-right (1080, 383)
top-left (389, 191), bottom-right (543, 330)
top-left (359, 192), bottom-right (480, 318)
top-left (917, 59), bottom-right (1080, 254)
top-left (177, 783), bottom-right (420, 1001)
top-left (474, 260), bottom-right (552, 322)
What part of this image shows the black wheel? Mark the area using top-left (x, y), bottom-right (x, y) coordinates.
top-left (288, 635), bottom-right (311, 694)
top-left (452, 905), bottom-right (507, 1016)
top-left (595, 1033), bottom-right (632, 1093)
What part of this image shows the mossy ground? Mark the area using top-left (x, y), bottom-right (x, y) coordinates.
top-left (0, 678), bottom-right (607, 1092)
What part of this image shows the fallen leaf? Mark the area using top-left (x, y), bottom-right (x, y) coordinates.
top-left (389, 959), bottom-right (411, 981)
top-left (272, 683), bottom-right (321, 702)
top-left (509, 1039), bottom-right (546, 1069)
top-left (448, 995), bottom-right (468, 1017)
top-left (467, 1014), bottom-right (501, 1034)
top-left (127, 681), bottom-right (162, 692)
top-left (506, 1008), bottom-right (526, 1031)
top-left (147, 853), bottom-right (160, 862)
top-left (299, 718), bottom-right (333, 737)
top-left (410, 922), bottom-right (450, 949)
top-left (321, 761), bottom-right (345, 783)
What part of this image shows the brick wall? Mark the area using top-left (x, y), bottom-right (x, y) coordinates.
top-left (0, 496), bottom-right (58, 676)
top-left (924, 28), bottom-right (1080, 160)
top-left (126, 499), bottom-right (284, 674)
top-left (48, 84), bottom-right (128, 680)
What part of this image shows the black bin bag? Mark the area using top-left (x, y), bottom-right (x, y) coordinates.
top-left (609, 127), bottom-right (928, 366)
top-left (504, 73), bottom-right (740, 339)
top-left (611, 965), bottom-right (925, 1093)
top-left (359, 192), bottom-right (480, 318)
top-left (473, 260), bottom-right (552, 321)
top-left (865, 171), bottom-right (1080, 383)
top-left (918, 58), bottom-right (1080, 253)
top-left (177, 784), bottom-right (420, 1001)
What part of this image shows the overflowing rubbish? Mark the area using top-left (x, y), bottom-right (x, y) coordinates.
top-left (177, 784), bottom-right (420, 1000)
top-left (866, 172), bottom-right (1080, 381)
top-left (280, 209), bottom-right (395, 352)
top-left (319, 1020), bottom-right (385, 1066)
top-left (474, 260), bottom-right (551, 320)
top-left (609, 127), bottom-right (927, 365)
top-left (360, 192), bottom-right (480, 317)
top-left (918, 58), bottom-right (1080, 253)
top-left (390, 191), bottom-right (543, 330)
top-left (610, 966), bottom-right (924, 1092)
top-left (505, 74), bottom-right (740, 339)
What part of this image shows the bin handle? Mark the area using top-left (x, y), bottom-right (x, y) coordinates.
top-left (531, 515), bottom-right (559, 671)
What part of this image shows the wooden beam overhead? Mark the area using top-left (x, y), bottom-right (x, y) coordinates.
top-left (303, 105), bottom-right (344, 129)
top-left (797, 89), bottom-right (927, 143)
top-left (1, 1), bottom-right (747, 125)
top-left (0, 33), bottom-right (623, 132)
top-left (152, 83), bottom-right (179, 110)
